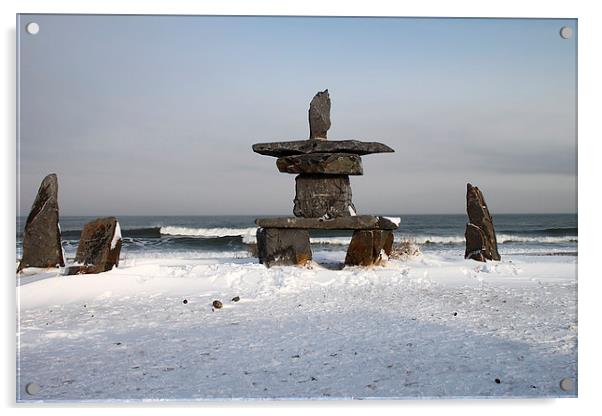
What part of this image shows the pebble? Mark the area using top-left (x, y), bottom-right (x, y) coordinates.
top-left (212, 300), bottom-right (223, 309)
top-left (183, 299), bottom-right (188, 304)
top-left (231, 296), bottom-right (240, 302)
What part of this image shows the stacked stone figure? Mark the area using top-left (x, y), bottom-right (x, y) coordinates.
top-left (253, 90), bottom-right (398, 267)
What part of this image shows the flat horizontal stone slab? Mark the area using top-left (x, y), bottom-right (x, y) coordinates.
top-left (255, 215), bottom-right (399, 230)
top-left (277, 153), bottom-right (363, 175)
top-left (252, 140), bottom-right (394, 157)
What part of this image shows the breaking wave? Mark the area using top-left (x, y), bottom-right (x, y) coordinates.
top-left (160, 226), bottom-right (258, 244)
top-left (45, 227), bottom-right (162, 239)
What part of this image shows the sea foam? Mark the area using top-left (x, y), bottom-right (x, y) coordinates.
top-left (160, 226), bottom-right (258, 243)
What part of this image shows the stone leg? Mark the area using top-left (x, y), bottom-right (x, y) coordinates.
top-left (257, 228), bottom-right (312, 267)
top-left (345, 230), bottom-right (394, 266)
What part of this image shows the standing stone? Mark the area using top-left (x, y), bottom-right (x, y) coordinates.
top-left (308, 90), bottom-right (331, 140)
top-left (69, 217), bottom-right (122, 274)
top-left (345, 230), bottom-right (394, 266)
top-left (256, 228), bottom-right (312, 267)
top-left (293, 174), bottom-right (356, 219)
top-left (464, 183), bottom-right (500, 261)
top-left (18, 174), bottom-right (64, 271)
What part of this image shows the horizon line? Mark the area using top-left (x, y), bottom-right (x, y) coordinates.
top-left (16, 212), bottom-right (578, 217)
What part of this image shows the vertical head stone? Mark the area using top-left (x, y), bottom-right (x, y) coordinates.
top-left (308, 89), bottom-right (331, 140)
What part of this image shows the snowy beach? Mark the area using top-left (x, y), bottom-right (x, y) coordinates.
top-left (16, 244), bottom-right (577, 401)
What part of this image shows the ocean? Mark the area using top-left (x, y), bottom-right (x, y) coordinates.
top-left (16, 214), bottom-right (577, 262)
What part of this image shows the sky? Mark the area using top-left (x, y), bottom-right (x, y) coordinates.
top-left (17, 15), bottom-right (577, 216)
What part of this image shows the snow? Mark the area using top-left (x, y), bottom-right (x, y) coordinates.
top-left (110, 221), bottom-right (122, 250)
top-left (384, 216), bottom-right (401, 227)
top-left (16, 252), bottom-right (577, 401)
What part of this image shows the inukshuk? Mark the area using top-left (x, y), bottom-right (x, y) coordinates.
top-left (252, 90), bottom-right (398, 267)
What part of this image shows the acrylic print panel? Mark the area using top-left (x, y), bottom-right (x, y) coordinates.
top-left (16, 14), bottom-right (577, 401)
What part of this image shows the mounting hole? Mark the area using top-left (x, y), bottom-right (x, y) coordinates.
top-left (559, 377), bottom-right (574, 391)
top-left (26, 22), bottom-right (40, 35)
top-left (559, 26), bottom-right (573, 39)
top-left (25, 382), bottom-right (40, 395)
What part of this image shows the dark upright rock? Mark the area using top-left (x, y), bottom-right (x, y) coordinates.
top-left (345, 230), bottom-right (394, 266)
top-left (464, 183), bottom-right (500, 261)
top-left (18, 174), bottom-right (64, 271)
top-left (293, 174), bottom-right (355, 218)
top-left (276, 153), bottom-right (363, 175)
top-left (308, 90), bottom-right (331, 140)
top-left (256, 228), bottom-right (312, 267)
top-left (70, 217), bottom-right (122, 274)
top-left (464, 223), bottom-right (486, 262)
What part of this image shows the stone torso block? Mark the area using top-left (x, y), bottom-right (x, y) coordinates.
top-left (293, 174), bottom-right (356, 219)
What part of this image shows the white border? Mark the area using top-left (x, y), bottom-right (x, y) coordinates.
top-left (2, 1), bottom-right (600, 415)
